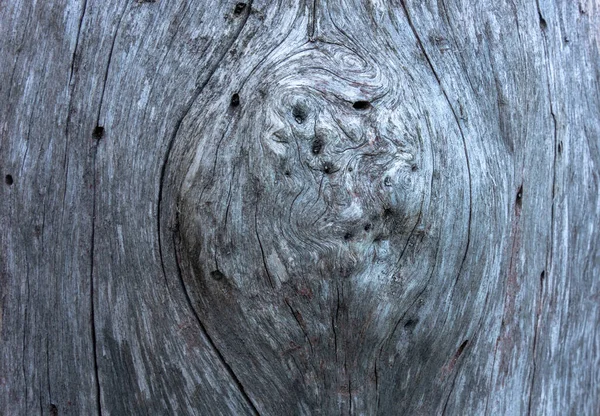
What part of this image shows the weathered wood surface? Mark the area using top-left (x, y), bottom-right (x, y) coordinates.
top-left (1, 0), bottom-right (598, 414)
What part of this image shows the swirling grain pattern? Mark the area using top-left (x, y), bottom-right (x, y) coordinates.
top-left (176, 2), bottom-right (476, 414)
top-left (2, 0), bottom-right (598, 414)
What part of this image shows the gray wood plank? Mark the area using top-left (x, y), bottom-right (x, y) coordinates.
top-left (1, 0), bottom-right (598, 414)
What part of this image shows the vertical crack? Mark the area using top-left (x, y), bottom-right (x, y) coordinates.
top-left (172, 228), bottom-right (261, 415)
top-left (63, 0), bottom-right (88, 197)
top-left (527, 6), bottom-right (556, 411)
top-left (527, 271), bottom-right (545, 415)
top-left (348, 375), bottom-right (352, 415)
top-left (309, 0), bottom-right (318, 41)
top-left (87, 8), bottom-right (130, 414)
top-left (398, 0), bottom-right (472, 287)
top-left (157, 0), bottom-right (253, 287)
top-left (46, 337), bottom-right (52, 407)
top-left (22, 254), bottom-right (30, 414)
top-left (374, 360), bottom-right (380, 414)
top-left (97, 7), bottom-right (128, 123)
top-left (283, 298), bottom-right (314, 353)
top-left (255, 203), bottom-right (275, 289)
top-left (90, 138), bottom-right (101, 416)
top-left (69, 0), bottom-right (88, 85)
top-left (155, 3), bottom-right (260, 413)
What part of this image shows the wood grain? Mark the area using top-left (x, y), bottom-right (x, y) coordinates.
top-left (1, 0), bottom-right (599, 414)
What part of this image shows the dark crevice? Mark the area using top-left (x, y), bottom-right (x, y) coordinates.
top-left (157, 0), bottom-right (253, 288)
top-left (333, 284), bottom-right (340, 362)
top-left (527, 270), bottom-right (545, 415)
top-left (90, 139), bottom-right (102, 416)
top-left (69, 0), bottom-right (87, 85)
top-left (255, 204), bottom-right (275, 289)
top-left (377, 216), bottom-right (444, 375)
top-left (441, 340), bottom-right (469, 415)
top-left (374, 361), bottom-right (380, 414)
top-left (22, 254), bottom-right (30, 415)
top-left (399, 0), bottom-right (472, 289)
top-left (223, 165), bottom-right (236, 228)
top-left (46, 338), bottom-right (52, 408)
top-left (455, 339), bottom-right (468, 359)
top-left (283, 298), bottom-right (314, 353)
top-left (62, 0), bottom-right (89, 208)
top-left (526, 9), bottom-right (557, 414)
top-left (348, 376), bottom-right (352, 415)
top-left (172, 231), bottom-right (261, 416)
top-left (309, 0), bottom-right (318, 41)
top-left (488, 172), bottom-right (524, 416)
top-left (155, 4), bottom-right (257, 412)
top-left (97, 7), bottom-right (127, 126)
top-left (88, 9), bottom-right (130, 416)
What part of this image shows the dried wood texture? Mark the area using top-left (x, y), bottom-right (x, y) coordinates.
top-left (1, 0), bottom-right (599, 415)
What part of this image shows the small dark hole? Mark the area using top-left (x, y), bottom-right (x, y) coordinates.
top-left (234, 2), bottom-right (246, 14)
top-left (411, 164), bottom-right (418, 172)
top-left (539, 15), bottom-right (548, 30)
top-left (284, 170), bottom-right (291, 177)
top-left (540, 270), bottom-right (545, 283)
top-left (344, 232), bottom-right (353, 241)
top-left (516, 185), bottom-right (523, 208)
top-left (557, 141), bottom-right (563, 154)
top-left (455, 339), bottom-right (469, 359)
top-left (49, 404), bottom-right (58, 416)
top-left (383, 207), bottom-right (394, 218)
top-left (322, 162), bottom-right (334, 174)
top-left (5, 174), bottom-right (13, 186)
top-left (210, 270), bottom-right (225, 280)
top-left (292, 105), bottom-right (306, 124)
top-left (348, 166), bottom-right (353, 172)
top-left (353, 100), bottom-right (371, 110)
top-left (364, 223), bottom-right (372, 232)
top-left (312, 138), bottom-right (323, 155)
top-left (230, 93), bottom-right (240, 107)
top-left (404, 319), bottom-right (417, 329)
top-left (92, 126), bottom-right (104, 140)
top-left (384, 176), bottom-right (392, 186)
